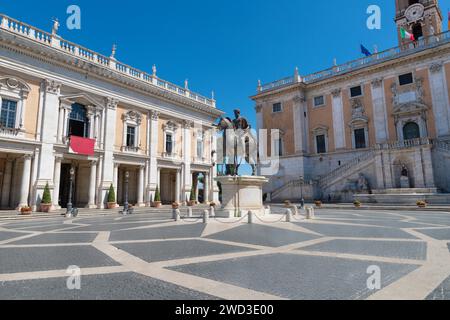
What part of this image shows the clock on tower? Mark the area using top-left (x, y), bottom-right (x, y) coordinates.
top-left (395, 0), bottom-right (443, 46)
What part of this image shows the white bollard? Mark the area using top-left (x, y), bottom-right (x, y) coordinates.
top-left (188, 207), bottom-right (193, 218)
top-left (291, 205), bottom-right (299, 216)
top-left (265, 206), bottom-right (271, 215)
top-left (285, 209), bottom-right (292, 222)
top-left (306, 207), bottom-right (315, 220)
top-left (248, 211), bottom-right (253, 224)
top-left (175, 209), bottom-right (181, 221)
top-left (203, 210), bottom-right (209, 224)
top-left (210, 206), bottom-right (215, 217)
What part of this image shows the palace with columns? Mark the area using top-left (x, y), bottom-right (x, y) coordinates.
top-left (252, 0), bottom-right (450, 203)
top-left (0, 14), bottom-right (222, 211)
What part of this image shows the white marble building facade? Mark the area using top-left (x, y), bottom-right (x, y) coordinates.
top-left (0, 14), bottom-right (222, 211)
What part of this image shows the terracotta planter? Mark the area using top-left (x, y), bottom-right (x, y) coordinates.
top-left (354, 204), bottom-right (361, 208)
top-left (152, 201), bottom-right (162, 208)
top-left (314, 202), bottom-right (322, 208)
top-left (40, 204), bottom-right (52, 213)
top-left (107, 202), bottom-right (117, 209)
top-left (187, 201), bottom-right (195, 207)
top-left (172, 203), bottom-right (179, 209)
top-left (21, 209), bottom-right (32, 216)
top-left (418, 204), bottom-right (427, 208)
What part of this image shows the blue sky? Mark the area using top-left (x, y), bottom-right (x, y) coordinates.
top-left (1, 0), bottom-right (449, 127)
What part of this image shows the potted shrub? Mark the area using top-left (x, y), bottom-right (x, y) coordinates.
top-left (353, 200), bottom-right (362, 208)
top-left (284, 200), bottom-right (292, 208)
top-left (417, 200), bottom-right (427, 208)
top-left (314, 200), bottom-right (322, 208)
top-left (209, 202), bottom-right (217, 208)
top-left (172, 202), bottom-right (180, 209)
top-left (40, 183), bottom-right (52, 213)
top-left (20, 206), bottom-right (32, 215)
top-left (153, 185), bottom-right (162, 208)
top-left (107, 184), bottom-right (117, 209)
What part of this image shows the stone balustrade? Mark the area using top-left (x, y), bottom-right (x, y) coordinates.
top-left (258, 30), bottom-right (450, 92)
top-left (0, 14), bottom-right (216, 108)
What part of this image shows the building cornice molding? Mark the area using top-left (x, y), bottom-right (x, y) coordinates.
top-left (0, 27), bottom-right (224, 119)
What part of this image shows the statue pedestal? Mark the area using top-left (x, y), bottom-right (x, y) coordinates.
top-left (400, 176), bottom-right (410, 189)
top-left (215, 176), bottom-right (268, 218)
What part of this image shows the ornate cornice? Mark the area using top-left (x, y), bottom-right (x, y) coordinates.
top-left (0, 26), bottom-right (224, 118)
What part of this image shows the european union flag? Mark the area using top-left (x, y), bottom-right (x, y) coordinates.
top-left (360, 44), bottom-right (371, 57)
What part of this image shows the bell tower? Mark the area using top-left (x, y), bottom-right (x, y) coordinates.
top-left (395, 0), bottom-right (443, 46)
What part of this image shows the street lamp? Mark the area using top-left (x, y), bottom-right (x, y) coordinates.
top-left (123, 171), bottom-right (130, 214)
top-left (66, 167), bottom-right (75, 215)
top-left (299, 176), bottom-right (305, 209)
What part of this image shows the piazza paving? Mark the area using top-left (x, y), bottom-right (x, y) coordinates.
top-left (0, 208), bottom-right (449, 300)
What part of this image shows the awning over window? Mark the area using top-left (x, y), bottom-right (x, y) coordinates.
top-left (69, 136), bottom-right (96, 156)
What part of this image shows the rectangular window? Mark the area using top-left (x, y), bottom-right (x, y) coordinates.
top-left (166, 133), bottom-right (173, 154)
top-left (272, 103), bottom-right (282, 113)
top-left (314, 96), bottom-right (325, 107)
top-left (316, 135), bottom-right (326, 154)
top-left (350, 86), bottom-right (363, 98)
top-left (126, 126), bottom-right (136, 147)
top-left (399, 73), bottom-right (414, 86)
top-left (354, 128), bottom-right (367, 149)
top-left (0, 99), bottom-right (17, 129)
top-left (197, 139), bottom-right (203, 158)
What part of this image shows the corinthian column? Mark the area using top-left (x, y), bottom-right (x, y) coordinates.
top-left (53, 157), bottom-right (62, 209)
top-left (87, 161), bottom-right (97, 208)
top-left (18, 155), bottom-right (32, 208)
top-left (137, 165), bottom-right (145, 207)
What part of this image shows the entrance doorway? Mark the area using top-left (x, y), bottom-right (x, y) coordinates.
top-left (160, 169), bottom-right (176, 204)
top-left (59, 164), bottom-right (76, 208)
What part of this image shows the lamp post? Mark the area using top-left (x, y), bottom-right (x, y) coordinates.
top-left (123, 170), bottom-right (130, 214)
top-left (67, 167), bottom-right (75, 215)
top-left (299, 176), bottom-right (305, 209)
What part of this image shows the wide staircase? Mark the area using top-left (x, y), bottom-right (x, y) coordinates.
top-left (271, 151), bottom-right (376, 201)
top-left (271, 138), bottom-right (442, 202)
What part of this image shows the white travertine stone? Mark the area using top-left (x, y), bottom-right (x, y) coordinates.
top-left (214, 176), bottom-right (268, 218)
top-left (429, 64), bottom-right (450, 137)
top-left (285, 209), bottom-right (292, 222)
top-left (18, 155), bottom-right (32, 208)
top-left (203, 210), bottom-right (209, 224)
top-left (371, 79), bottom-right (389, 143)
top-left (306, 207), bottom-right (315, 220)
top-left (331, 90), bottom-right (346, 149)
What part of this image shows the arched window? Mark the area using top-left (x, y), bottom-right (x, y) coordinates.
top-left (412, 23), bottom-right (423, 41)
top-left (403, 122), bottom-right (420, 140)
top-left (69, 103), bottom-right (89, 138)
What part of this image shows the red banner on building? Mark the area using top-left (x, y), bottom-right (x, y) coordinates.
top-left (69, 136), bottom-right (96, 156)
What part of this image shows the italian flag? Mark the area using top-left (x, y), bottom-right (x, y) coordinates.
top-left (400, 28), bottom-right (415, 41)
